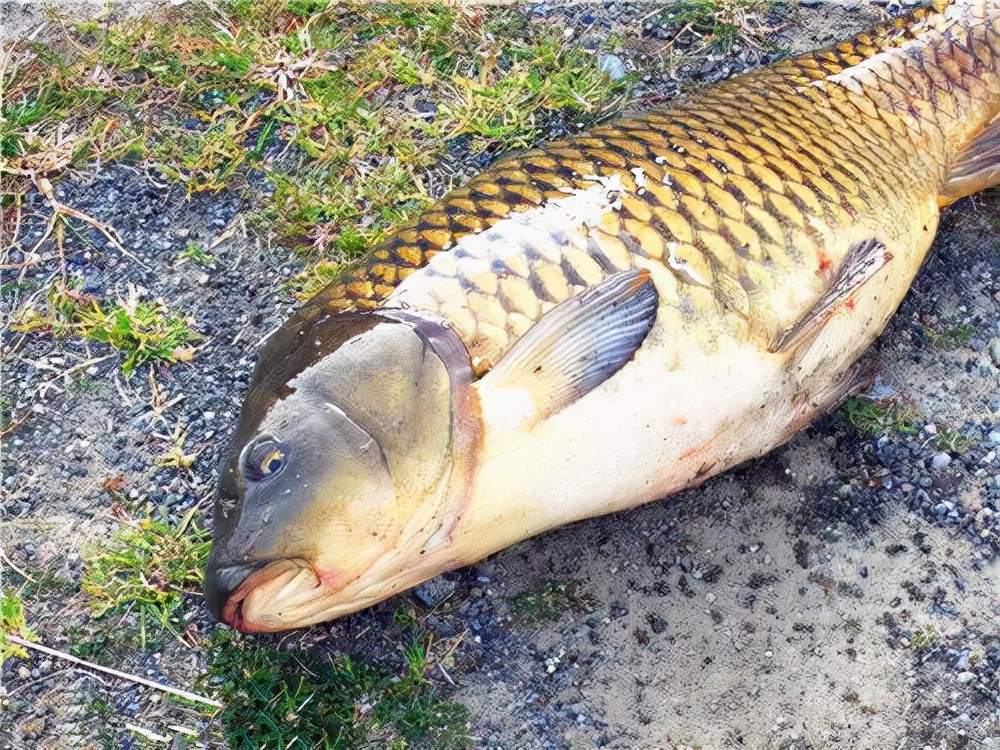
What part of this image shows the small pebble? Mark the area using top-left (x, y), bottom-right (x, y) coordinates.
top-left (956, 671), bottom-right (976, 684)
top-left (931, 452), bottom-right (952, 470)
top-left (599, 54), bottom-right (628, 81)
top-left (988, 337), bottom-right (1000, 367)
top-left (412, 576), bottom-right (457, 607)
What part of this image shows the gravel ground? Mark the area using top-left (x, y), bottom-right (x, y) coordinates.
top-left (2, 2), bottom-right (1000, 749)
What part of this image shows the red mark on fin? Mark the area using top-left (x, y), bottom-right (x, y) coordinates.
top-left (816, 249), bottom-right (833, 275)
top-left (679, 445), bottom-right (705, 461)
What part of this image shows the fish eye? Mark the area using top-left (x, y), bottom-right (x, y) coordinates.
top-left (242, 437), bottom-right (289, 482)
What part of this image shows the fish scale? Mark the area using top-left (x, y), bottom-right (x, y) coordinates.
top-left (299, 1), bottom-right (997, 372)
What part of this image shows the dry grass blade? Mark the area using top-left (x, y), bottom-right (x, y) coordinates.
top-left (30, 175), bottom-right (150, 269)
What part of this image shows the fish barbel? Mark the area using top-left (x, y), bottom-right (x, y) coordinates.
top-left (206, 0), bottom-right (1000, 632)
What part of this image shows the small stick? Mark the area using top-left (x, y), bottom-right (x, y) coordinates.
top-left (438, 663), bottom-right (456, 687)
top-left (6, 635), bottom-right (223, 709)
top-left (5, 667), bottom-right (73, 697)
top-left (0, 548), bottom-right (36, 582)
top-left (125, 723), bottom-right (169, 744)
top-left (30, 174), bottom-right (150, 270)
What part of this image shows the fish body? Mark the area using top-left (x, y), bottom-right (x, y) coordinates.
top-left (206, 0), bottom-right (1000, 632)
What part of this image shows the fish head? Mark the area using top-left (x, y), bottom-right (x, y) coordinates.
top-left (205, 307), bottom-right (472, 632)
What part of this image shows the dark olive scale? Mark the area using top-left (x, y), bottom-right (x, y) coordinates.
top-left (295, 3), bottom-right (997, 366)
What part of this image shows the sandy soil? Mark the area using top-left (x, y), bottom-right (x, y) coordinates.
top-left (2, 2), bottom-right (999, 749)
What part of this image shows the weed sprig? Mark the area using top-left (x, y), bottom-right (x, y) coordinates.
top-left (80, 508), bottom-right (210, 646)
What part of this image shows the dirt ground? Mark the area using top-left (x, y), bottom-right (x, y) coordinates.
top-left (2, 1), bottom-right (1000, 749)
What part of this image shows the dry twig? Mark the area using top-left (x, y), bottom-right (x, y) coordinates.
top-left (6, 635), bottom-right (223, 709)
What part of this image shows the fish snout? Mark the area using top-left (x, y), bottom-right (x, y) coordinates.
top-left (204, 560), bottom-right (267, 624)
top-left (205, 557), bottom-right (328, 632)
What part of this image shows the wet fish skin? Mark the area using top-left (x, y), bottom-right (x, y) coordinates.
top-left (207, 1), bottom-right (1000, 632)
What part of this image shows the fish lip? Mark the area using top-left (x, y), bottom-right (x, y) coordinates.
top-left (204, 560), bottom-right (268, 623)
top-left (219, 559), bottom-right (316, 633)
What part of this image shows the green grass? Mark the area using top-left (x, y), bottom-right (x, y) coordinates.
top-left (203, 630), bottom-right (470, 750)
top-left (836, 396), bottom-right (923, 439)
top-left (16, 555), bottom-right (78, 602)
top-left (4, 2), bottom-right (637, 305)
top-left (80, 509), bottom-right (210, 646)
top-left (651, 0), bottom-right (778, 54)
top-left (11, 283), bottom-right (199, 377)
top-left (909, 623), bottom-right (940, 653)
top-left (507, 578), bottom-right (597, 626)
top-left (924, 322), bottom-right (976, 349)
top-left (176, 240), bottom-right (215, 266)
top-left (0, 590), bottom-right (35, 669)
top-left (933, 427), bottom-right (973, 454)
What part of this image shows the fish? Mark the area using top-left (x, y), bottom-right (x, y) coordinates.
top-left (205, 0), bottom-right (1000, 633)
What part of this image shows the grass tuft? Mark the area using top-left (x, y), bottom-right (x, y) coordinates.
top-left (12, 283), bottom-right (199, 377)
top-left (652, 0), bottom-right (779, 55)
top-left (80, 509), bottom-right (210, 646)
top-left (204, 630), bottom-right (470, 750)
top-left (836, 396), bottom-right (922, 439)
top-left (0, 590), bottom-right (36, 669)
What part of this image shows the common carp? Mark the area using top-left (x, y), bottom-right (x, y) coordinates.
top-left (206, 0), bottom-right (1000, 633)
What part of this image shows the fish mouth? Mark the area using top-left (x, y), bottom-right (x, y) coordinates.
top-left (209, 559), bottom-right (322, 633)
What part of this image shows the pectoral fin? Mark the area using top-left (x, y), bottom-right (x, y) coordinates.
top-left (941, 115), bottom-right (1000, 206)
top-left (479, 269), bottom-right (658, 427)
top-left (771, 237), bottom-right (891, 353)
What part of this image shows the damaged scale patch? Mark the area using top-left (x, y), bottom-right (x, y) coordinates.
top-left (387, 174), bottom-right (629, 370)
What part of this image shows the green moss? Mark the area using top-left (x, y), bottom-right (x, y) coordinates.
top-left (924, 322), bottom-right (976, 349)
top-left (286, 0), bottom-right (331, 22)
top-left (836, 396), bottom-right (922, 439)
top-left (507, 578), bottom-right (597, 626)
